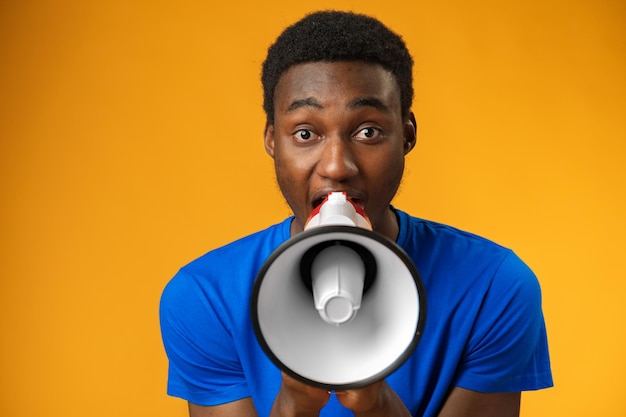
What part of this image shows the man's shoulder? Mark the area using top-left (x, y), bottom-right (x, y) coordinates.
top-left (396, 208), bottom-right (509, 254)
top-left (183, 218), bottom-right (292, 270)
top-left (395, 208), bottom-right (527, 288)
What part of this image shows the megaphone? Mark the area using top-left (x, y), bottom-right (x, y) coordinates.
top-left (251, 192), bottom-right (426, 390)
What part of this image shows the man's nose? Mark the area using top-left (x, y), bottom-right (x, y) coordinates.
top-left (316, 136), bottom-right (359, 181)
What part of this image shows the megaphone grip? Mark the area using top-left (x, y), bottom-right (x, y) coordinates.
top-left (300, 240), bottom-right (377, 296)
top-left (311, 244), bottom-right (366, 325)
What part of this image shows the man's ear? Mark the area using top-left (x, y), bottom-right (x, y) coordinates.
top-left (264, 122), bottom-right (275, 158)
top-left (403, 111), bottom-right (418, 155)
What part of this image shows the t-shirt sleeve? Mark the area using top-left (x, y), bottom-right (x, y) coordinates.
top-left (454, 251), bottom-right (553, 392)
top-left (159, 269), bottom-right (250, 406)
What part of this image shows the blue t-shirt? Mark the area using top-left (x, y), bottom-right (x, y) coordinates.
top-left (160, 209), bottom-right (553, 416)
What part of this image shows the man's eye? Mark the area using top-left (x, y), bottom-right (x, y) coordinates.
top-left (355, 127), bottom-right (382, 140)
top-left (295, 129), bottom-right (314, 140)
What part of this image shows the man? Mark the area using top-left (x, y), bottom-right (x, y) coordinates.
top-left (160, 10), bottom-right (553, 417)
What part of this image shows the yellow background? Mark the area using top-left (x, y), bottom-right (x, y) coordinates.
top-left (1, 0), bottom-right (624, 416)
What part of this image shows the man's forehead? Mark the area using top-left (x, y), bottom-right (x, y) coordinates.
top-left (274, 61), bottom-right (400, 109)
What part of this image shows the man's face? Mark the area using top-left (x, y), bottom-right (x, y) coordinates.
top-left (264, 61), bottom-right (416, 240)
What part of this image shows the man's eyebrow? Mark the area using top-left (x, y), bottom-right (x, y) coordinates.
top-left (348, 96), bottom-right (391, 112)
top-left (285, 96), bottom-right (391, 113)
top-left (286, 97), bottom-right (323, 112)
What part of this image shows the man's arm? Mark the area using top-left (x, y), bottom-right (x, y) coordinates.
top-left (437, 387), bottom-right (520, 417)
top-left (188, 398), bottom-right (258, 417)
top-left (188, 380), bottom-right (520, 417)
top-left (327, 382), bottom-right (520, 417)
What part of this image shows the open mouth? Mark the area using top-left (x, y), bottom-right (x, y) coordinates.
top-left (311, 194), bottom-right (366, 212)
top-left (312, 197), bottom-right (326, 211)
top-left (350, 197), bottom-right (365, 210)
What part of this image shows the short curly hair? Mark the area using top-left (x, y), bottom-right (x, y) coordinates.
top-left (261, 10), bottom-right (414, 123)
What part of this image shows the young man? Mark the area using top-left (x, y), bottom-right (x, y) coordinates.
top-left (160, 11), bottom-right (553, 417)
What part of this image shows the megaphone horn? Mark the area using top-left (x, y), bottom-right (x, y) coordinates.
top-left (251, 192), bottom-right (426, 390)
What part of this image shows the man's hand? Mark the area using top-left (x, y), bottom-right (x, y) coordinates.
top-left (335, 380), bottom-right (411, 417)
top-left (270, 373), bottom-right (410, 417)
top-left (188, 376), bottom-right (520, 417)
top-left (270, 373), bottom-right (330, 417)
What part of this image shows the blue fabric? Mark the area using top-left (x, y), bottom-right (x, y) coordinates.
top-left (159, 209), bottom-right (552, 417)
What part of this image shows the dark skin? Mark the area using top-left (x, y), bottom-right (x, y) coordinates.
top-left (188, 61), bottom-right (521, 417)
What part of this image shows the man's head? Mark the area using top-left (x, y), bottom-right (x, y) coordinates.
top-left (261, 10), bottom-right (414, 124)
top-left (262, 11), bottom-right (417, 240)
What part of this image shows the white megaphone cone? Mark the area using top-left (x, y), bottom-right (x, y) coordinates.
top-left (251, 192), bottom-right (426, 390)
